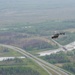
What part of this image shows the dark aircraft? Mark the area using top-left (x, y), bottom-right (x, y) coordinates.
top-left (51, 32), bottom-right (65, 39)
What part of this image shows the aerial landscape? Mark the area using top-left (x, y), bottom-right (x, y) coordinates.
top-left (0, 0), bottom-right (75, 75)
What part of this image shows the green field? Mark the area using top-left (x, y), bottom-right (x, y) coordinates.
top-left (0, 46), bottom-right (23, 57)
top-left (0, 46), bottom-right (49, 75)
top-left (0, 58), bottom-right (49, 75)
top-left (0, 0), bottom-right (75, 75)
top-left (41, 50), bottom-right (75, 74)
top-left (0, 20), bottom-right (75, 51)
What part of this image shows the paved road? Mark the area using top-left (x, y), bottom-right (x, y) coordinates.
top-left (38, 40), bottom-right (75, 56)
top-left (0, 44), bottom-right (73, 75)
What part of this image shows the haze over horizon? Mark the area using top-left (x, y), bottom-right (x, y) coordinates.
top-left (0, 0), bottom-right (75, 24)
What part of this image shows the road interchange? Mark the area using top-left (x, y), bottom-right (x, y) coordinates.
top-left (0, 44), bottom-right (73, 75)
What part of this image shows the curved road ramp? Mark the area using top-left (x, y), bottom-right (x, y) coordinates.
top-left (0, 44), bottom-right (73, 75)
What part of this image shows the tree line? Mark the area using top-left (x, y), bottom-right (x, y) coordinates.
top-left (42, 51), bottom-right (70, 64)
top-left (0, 67), bottom-right (40, 75)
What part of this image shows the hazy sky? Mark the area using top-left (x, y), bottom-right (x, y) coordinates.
top-left (0, 0), bottom-right (75, 23)
top-left (0, 0), bottom-right (75, 10)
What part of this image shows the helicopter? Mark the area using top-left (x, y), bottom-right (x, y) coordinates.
top-left (51, 32), bottom-right (67, 50)
top-left (51, 32), bottom-right (65, 39)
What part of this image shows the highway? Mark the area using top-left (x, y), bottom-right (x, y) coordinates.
top-left (0, 44), bottom-right (73, 75)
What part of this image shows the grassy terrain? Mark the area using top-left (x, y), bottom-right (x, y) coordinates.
top-left (0, 19), bottom-right (75, 75)
top-left (0, 58), bottom-right (49, 75)
top-left (41, 50), bottom-right (75, 74)
top-left (0, 46), bottom-right (23, 57)
top-left (0, 21), bottom-right (75, 52)
top-left (0, 46), bottom-right (49, 75)
top-left (0, 0), bottom-right (75, 74)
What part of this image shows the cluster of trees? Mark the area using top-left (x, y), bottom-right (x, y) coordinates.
top-left (0, 67), bottom-right (40, 75)
top-left (0, 47), bottom-right (9, 53)
top-left (61, 50), bottom-right (75, 74)
top-left (42, 50), bottom-right (75, 74)
top-left (56, 32), bottom-right (75, 45)
top-left (0, 21), bottom-right (75, 51)
top-left (67, 50), bottom-right (75, 56)
top-left (23, 39), bottom-right (54, 50)
top-left (42, 51), bottom-right (70, 64)
top-left (0, 58), bottom-right (25, 66)
top-left (62, 63), bottom-right (75, 74)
